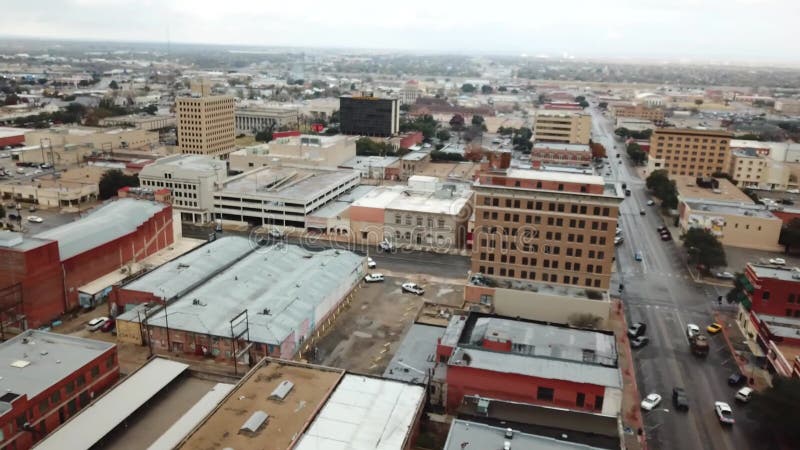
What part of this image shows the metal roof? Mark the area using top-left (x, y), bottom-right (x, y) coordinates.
top-left (240, 410), bottom-right (269, 433)
top-left (35, 198), bottom-right (167, 260)
top-left (444, 419), bottom-right (607, 450)
top-left (383, 323), bottom-right (444, 384)
top-left (294, 375), bottom-right (425, 450)
top-left (35, 358), bottom-right (189, 450)
top-left (0, 330), bottom-right (114, 400)
top-left (147, 383), bottom-right (235, 450)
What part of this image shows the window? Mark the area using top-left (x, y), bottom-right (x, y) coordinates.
top-left (790, 294), bottom-right (796, 304)
top-left (51, 390), bottom-right (61, 404)
top-left (416, 217), bottom-right (423, 226)
top-left (65, 381), bottom-right (75, 394)
top-left (595, 395), bottom-right (604, 411)
top-left (763, 291), bottom-right (771, 300)
top-left (537, 387), bottom-right (554, 402)
top-left (91, 366), bottom-right (100, 378)
top-left (38, 399), bottom-right (48, 415)
top-left (77, 375), bottom-right (86, 387)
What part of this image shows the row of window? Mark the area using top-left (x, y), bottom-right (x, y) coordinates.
top-left (479, 248), bottom-right (606, 262)
top-left (479, 265), bottom-right (603, 288)
top-left (535, 387), bottom-right (603, 411)
top-left (480, 197), bottom-right (613, 217)
top-left (656, 136), bottom-right (727, 144)
top-left (395, 215), bottom-right (447, 228)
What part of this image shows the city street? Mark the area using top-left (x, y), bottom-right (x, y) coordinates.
top-left (590, 106), bottom-right (766, 450)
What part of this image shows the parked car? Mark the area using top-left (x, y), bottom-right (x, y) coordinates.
top-left (735, 387), bottom-right (753, 403)
top-left (787, 189), bottom-right (800, 194)
top-left (625, 189), bottom-right (632, 196)
top-left (673, 387), bottom-right (689, 411)
top-left (101, 318), bottom-right (116, 332)
top-left (715, 271), bottom-right (735, 280)
top-left (26, 215), bottom-right (43, 223)
top-left (686, 324), bottom-right (701, 338)
top-left (401, 282), bottom-right (424, 295)
top-left (715, 401), bottom-right (735, 425)
top-left (628, 322), bottom-right (647, 338)
top-left (640, 393), bottom-right (662, 411)
top-left (707, 323), bottom-right (723, 334)
top-left (87, 317), bottom-right (108, 331)
top-left (379, 240), bottom-right (395, 252)
top-left (268, 229), bottom-right (283, 239)
top-left (367, 257), bottom-right (376, 268)
top-left (728, 372), bottom-right (746, 386)
top-left (657, 226), bottom-right (667, 233)
top-left (616, 228), bottom-right (622, 236)
top-left (630, 336), bottom-right (649, 348)
top-left (28, 205), bottom-right (36, 212)
top-left (639, 209), bottom-right (646, 216)
top-left (364, 273), bottom-right (385, 283)
top-left (635, 251), bottom-right (643, 261)
top-left (769, 258), bottom-right (786, 265)
top-left (614, 236), bottom-right (624, 246)
top-left (647, 200), bottom-right (655, 206)
top-left (660, 233), bottom-right (672, 241)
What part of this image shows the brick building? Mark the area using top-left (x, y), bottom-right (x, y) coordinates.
top-left (530, 142), bottom-right (592, 168)
top-left (434, 313), bottom-right (621, 416)
top-left (647, 128), bottom-right (733, 177)
top-left (0, 330), bottom-right (118, 449)
top-left (0, 198), bottom-right (172, 329)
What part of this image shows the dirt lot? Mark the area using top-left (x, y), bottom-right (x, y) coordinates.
top-left (314, 276), bottom-right (463, 375)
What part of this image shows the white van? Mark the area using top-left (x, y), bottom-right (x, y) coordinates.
top-left (735, 387), bottom-right (753, 403)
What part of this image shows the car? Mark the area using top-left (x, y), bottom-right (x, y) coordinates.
top-left (728, 372), bottom-right (746, 386)
top-left (616, 154), bottom-right (621, 158)
top-left (364, 273), bottom-right (385, 283)
top-left (401, 282), bottom-right (424, 295)
top-left (769, 258), bottom-right (786, 265)
top-left (378, 240), bottom-right (395, 252)
top-left (673, 387), bottom-right (689, 411)
top-left (687, 324), bottom-right (701, 338)
top-left (640, 393), bottom-right (662, 411)
top-left (625, 189), bottom-right (632, 196)
top-left (735, 387), bottom-right (753, 403)
top-left (787, 189), bottom-right (800, 194)
top-left (660, 233), bottom-right (672, 241)
top-left (634, 251), bottom-right (643, 261)
top-left (87, 317), bottom-right (108, 331)
top-left (616, 228), bottom-right (622, 236)
top-left (26, 215), bottom-right (43, 223)
top-left (268, 229), bottom-right (283, 238)
top-left (715, 401), bottom-right (735, 425)
top-left (627, 322), bottom-right (647, 338)
top-left (639, 209), bottom-right (646, 216)
top-left (707, 323), bottom-right (723, 334)
top-left (780, 199), bottom-right (795, 205)
top-left (647, 200), bottom-right (655, 206)
top-left (657, 226), bottom-right (667, 233)
top-left (101, 318), bottom-right (116, 332)
top-left (28, 205), bottom-right (36, 212)
top-left (367, 257), bottom-right (376, 268)
top-left (715, 271), bottom-right (735, 280)
top-left (614, 236), bottom-right (624, 245)
top-left (16, 168), bottom-right (25, 174)
top-left (618, 160), bottom-right (622, 164)
top-left (630, 336), bottom-right (649, 348)
top-left (621, 183), bottom-right (627, 189)
top-left (605, 171), bottom-right (611, 176)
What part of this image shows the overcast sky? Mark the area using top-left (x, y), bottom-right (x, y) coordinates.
top-left (2, 0), bottom-right (799, 63)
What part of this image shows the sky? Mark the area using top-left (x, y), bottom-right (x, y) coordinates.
top-left (1, 0), bottom-right (799, 63)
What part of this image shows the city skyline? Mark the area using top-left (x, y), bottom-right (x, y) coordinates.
top-left (1, 0), bottom-right (799, 64)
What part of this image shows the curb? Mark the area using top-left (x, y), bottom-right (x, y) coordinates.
top-left (616, 299), bottom-right (647, 450)
top-left (714, 312), bottom-right (748, 376)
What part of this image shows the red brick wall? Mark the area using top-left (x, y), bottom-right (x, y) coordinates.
top-left (446, 364), bottom-right (606, 414)
top-left (477, 172), bottom-right (604, 194)
top-left (745, 265), bottom-right (800, 318)
top-left (0, 241), bottom-right (65, 329)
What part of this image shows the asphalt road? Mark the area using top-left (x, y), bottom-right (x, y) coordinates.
top-left (590, 106), bottom-right (766, 450)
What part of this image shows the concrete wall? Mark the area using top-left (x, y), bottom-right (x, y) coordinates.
top-left (681, 206), bottom-right (783, 251)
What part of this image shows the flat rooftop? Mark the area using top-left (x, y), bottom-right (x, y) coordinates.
top-left (221, 167), bottom-right (358, 202)
top-left (121, 237), bottom-right (254, 301)
top-left (653, 127), bottom-right (732, 137)
top-left (468, 274), bottom-right (609, 302)
top-left (351, 186), bottom-right (404, 209)
top-left (401, 151), bottom-right (429, 161)
top-left (0, 126), bottom-right (30, 138)
top-left (34, 198), bottom-right (167, 260)
top-left (178, 360), bottom-right (344, 450)
top-left (750, 264), bottom-right (800, 281)
top-left (141, 244), bottom-right (363, 345)
top-left (505, 168), bottom-right (604, 186)
top-left (444, 419), bottom-right (608, 450)
top-left (383, 323), bottom-right (444, 384)
top-left (294, 374), bottom-right (425, 450)
top-left (673, 175), bottom-right (753, 203)
top-left (533, 143), bottom-right (592, 152)
top-left (0, 330), bottom-right (114, 401)
top-left (340, 155), bottom-right (399, 169)
top-left (757, 314), bottom-right (800, 340)
top-left (308, 185), bottom-right (375, 219)
top-left (144, 154), bottom-right (226, 173)
top-left (684, 199), bottom-right (777, 219)
top-left (386, 188), bottom-right (470, 215)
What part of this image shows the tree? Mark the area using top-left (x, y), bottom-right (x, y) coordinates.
top-left (98, 169), bottom-right (139, 200)
top-left (598, 101), bottom-right (608, 109)
top-left (694, 99), bottom-right (704, 105)
top-left (578, 100), bottom-right (589, 108)
top-left (255, 130), bottom-right (273, 142)
top-left (683, 228), bottom-right (727, 270)
top-left (436, 129), bottom-right (451, 142)
top-left (356, 137), bottom-right (396, 157)
top-left (646, 169), bottom-right (678, 208)
top-left (144, 104), bottom-right (157, 115)
top-left (779, 218), bottom-right (800, 254)
top-left (471, 115), bottom-right (485, 127)
top-left (449, 114), bottom-right (465, 131)
top-left (748, 377), bottom-right (800, 443)
top-left (109, 80), bottom-right (119, 90)
top-left (481, 84), bottom-right (493, 94)
top-left (350, 83), bottom-right (356, 91)
top-left (498, 86), bottom-right (507, 92)
top-left (627, 142), bottom-right (647, 166)
top-left (726, 273), bottom-right (747, 304)
top-left (0, 204), bottom-right (5, 220)
top-left (460, 83), bottom-right (476, 93)
top-left (430, 150), bottom-right (465, 162)
top-left (400, 114), bottom-right (437, 140)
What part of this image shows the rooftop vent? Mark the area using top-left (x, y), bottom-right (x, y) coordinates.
top-left (10, 360), bottom-right (30, 369)
top-left (269, 380), bottom-right (294, 401)
top-left (240, 410), bottom-right (269, 435)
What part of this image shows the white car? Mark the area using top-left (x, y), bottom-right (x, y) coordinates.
top-left (686, 324), bottom-right (701, 338)
top-left (615, 228), bottom-right (622, 236)
top-left (401, 282), bottom-right (424, 295)
top-left (714, 401), bottom-right (735, 425)
top-left (715, 271), bottom-right (735, 280)
top-left (268, 229), bottom-right (283, 238)
top-left (367, 257), bottom-right (376, 268)
top-left (87, 316), bottom-right (108, 331)
top-left (26, 215), bottom-right (43, 223)
top-left (646, 200), bottom-right (656, 206)
top-left (614, 236), bottom-right (624, 246)
top-left (640, 393), bottom-right (662, 411)
top-left (787, 189), bottom-right (800, 194)
top-left (364, 273), bottom-right (385, 283)
top-left (378, 240), bottom-right (394, 252)
top-left (769, 258), bottom-right (786, 265)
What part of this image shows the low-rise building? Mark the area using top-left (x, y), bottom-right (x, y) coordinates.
top-left (615, 117), bottom-right (654, 132)
top-left (530, 142), bottom-right (592, 168)
top-left (0, 330), bottom-right (118, 450)
top-left (338, 155), bottom-right (400, 180)
top-left (728, 148), bottom-right (791, 190)
top-left (679, 199), bottom-right (782, 251)
top-left (648, 127), bottom-right (733, 177)
top-left (19, 127), bottom-right (158, 166)
top-left (399, 150), bottom-right (431, 180)
top-left (234, 106), bottom-right (299, 135)
top-left (610, 104), bottom-right (664, 122)
top-left (775, 99), bottom-right (800, 116)
top-left (228, 134), bottom-right (357, 172)
top-left (0, 166), bottom-right (100, 209)
top-left (99, 114), bottom-right (176, 131)
top-left (444, 418), bottom-right (614, 450)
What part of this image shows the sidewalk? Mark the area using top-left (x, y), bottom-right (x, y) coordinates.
top-left (713, 309), bottom-right (772, 390)
top-left (610, 298), bottom-right (646, 450)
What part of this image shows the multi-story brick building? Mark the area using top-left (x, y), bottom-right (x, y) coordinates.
top-left (647, 128), bottom-right (733, 177)
top-left (530, 142), bottom-right (592, 168)
top-left (533, 110), bottom-right (591, 145)
top-left (0, 330), bottom-right (118, 449)
top-left (176, 94), bottom-right (235, 158)
top-left (610, 104), bottom-right (665, 122)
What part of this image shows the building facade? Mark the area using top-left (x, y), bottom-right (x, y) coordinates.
top-left (533, 110), bottom-right (592, 145)
top-left (679, 199), bottom-right (783, 251)
top-left (234, 106), bottom-right (299, 135)
top-left (339, 96), bottom-right (399, 137)
top-left (176, 95), bottom-right (235, 158)
top-left (228, 135), bottom-right (357, 172)
top-left (530, 143), bottom-right (592, 167)
top-left (471, 168), bottom-right (622, 290)
top-left (99, 114), bottom-right (176, 131)
top-left (647, 128), bottom-right (733, 177)
top-left (610, 104), bottom-right (665, 122)
top-left (0, 331), bottom-right (118, 450)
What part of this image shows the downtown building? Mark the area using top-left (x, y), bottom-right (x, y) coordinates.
top-left (339, 95), bottom-right (400, 137)
top-left (176, 93), bottom-right (236, 158)
top-left (647, 127), bottom-right (733, 177)
top-left (533, 110), bottom-right (592, 145)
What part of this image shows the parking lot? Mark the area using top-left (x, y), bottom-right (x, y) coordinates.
top-left (313, 274), bottom-right (463, 375)
top-left (2, 203), bottom-right (79, 233)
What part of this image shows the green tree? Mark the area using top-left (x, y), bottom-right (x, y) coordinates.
top-left (436, 129), bottom-right (451, 142)
top-left (498, 86), bottom-right (507, 92)
top-left (449, 114), bottom-right (465, 131)
top-left (683, 228), bottom-right (727, 270)
top-left (356, 137), bottom-right (396, 157)
top-left (694, 99), bottom-right (704, 105)
top-left (481, 84), bottom-right (493, 94)
top-left (430, 150), bottom-right (465, 162)
top-left (255, 130), bottom-right (273, 142)
top-left (627, 142), bottom-right (647, 165)
top-left (109, 80), bottom-right (119, 90)
top-left (400, 114), bottom-right (437, 139)
top-left (726, 273), bottom-right (747, 304)
top-left (779, 218), bottom-right (800, 254)
top-left (578, 100), bottom-right (589, 108)
top-left (99, 169), bottom-right (139, 200)
top-left (461, 83), bottom-right (476, 93)
top-left (646, 169), bottom-right (678, 207)
top-left (471, 115), bottom-right (485, 126)
top-left (144, 104), bottom-right (158, 115)
top-left (748, 377), bottom-right (800, 443)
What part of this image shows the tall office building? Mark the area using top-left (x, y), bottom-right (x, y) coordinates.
top-left (647, 128), bottom-right (733, 177)
top-left (339, 95), bottom-right (399, 137)
top-left (533, 110), bottom-right (592, 144)
top-left (176, 93), bottom-right (236, 158)
top-left (471, 167), bottom-right (622, 290)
